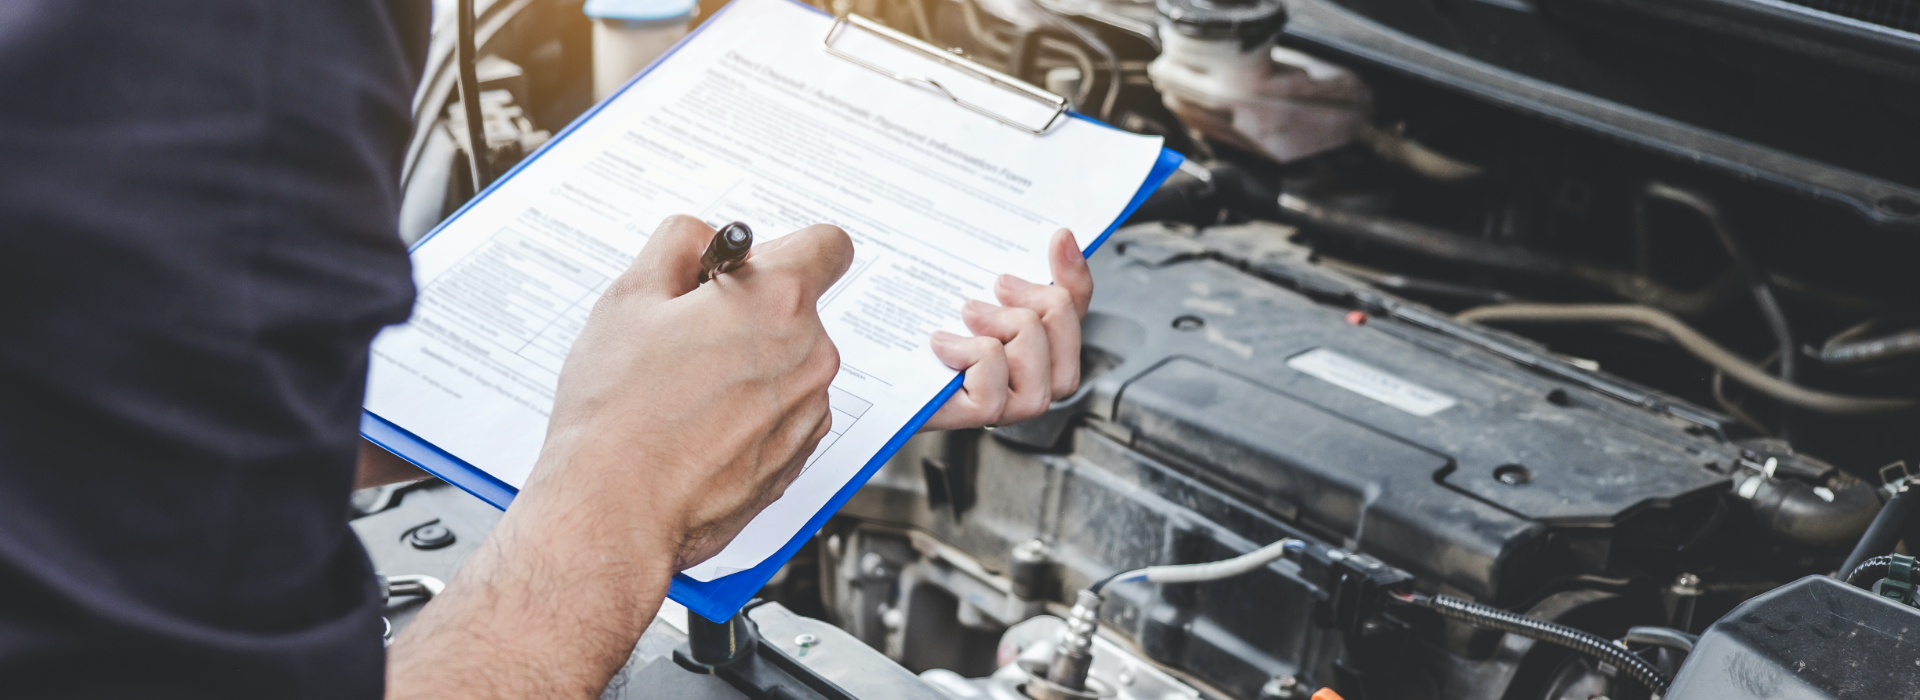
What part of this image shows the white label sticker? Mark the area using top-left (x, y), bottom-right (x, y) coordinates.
top-left (1286, 348), bottom-right (1458, 417)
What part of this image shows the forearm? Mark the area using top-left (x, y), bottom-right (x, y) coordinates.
top-left (382, 219), bottom-right (853, 697)
top-left (385, 466), bottom-right (680, 699)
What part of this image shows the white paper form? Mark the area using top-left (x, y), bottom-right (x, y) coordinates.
top-left (364, 0), bottom-right (1165, 581)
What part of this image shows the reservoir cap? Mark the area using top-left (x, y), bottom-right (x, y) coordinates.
top-left (1157, 0), bottom-right (1286, 46)
top-left (584, 0), bottom-right (698, 26)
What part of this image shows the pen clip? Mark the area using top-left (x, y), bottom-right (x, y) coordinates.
top-left (823, 14), bottom-right (1068, 135)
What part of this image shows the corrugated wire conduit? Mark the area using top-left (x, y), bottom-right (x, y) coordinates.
top-left (1392, 592), bottom-right (1672, 694)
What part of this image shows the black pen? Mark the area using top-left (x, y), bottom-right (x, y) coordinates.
top-left (698, 222), bottom-right (753, 282)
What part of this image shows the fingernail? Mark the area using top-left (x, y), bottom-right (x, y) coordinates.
top-left (998, 274), bottom-right (1034, 291)
top-left (965, 299), bottom-right (999, 313)
top-left (1060, 229), bottom-right (1083, 259)
top-left (931, 330), bottom-right (961, 344)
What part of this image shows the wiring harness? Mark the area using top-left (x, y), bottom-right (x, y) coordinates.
top-left (1392, 592), bottom-right (1671, 695)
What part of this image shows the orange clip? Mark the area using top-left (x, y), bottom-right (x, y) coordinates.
top-left (1310, 689), bottom-right (1346, 700)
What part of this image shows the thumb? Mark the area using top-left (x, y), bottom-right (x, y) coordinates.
top-left (741, 224), bottom-right (856, 304)
top-left (1048, 228), bottom-right (1093, 317)
top-left (620, 215), bottom-right (717, 300)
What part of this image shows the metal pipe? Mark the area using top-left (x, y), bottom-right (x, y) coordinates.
top-left (1818, 328), bottom-right (1920, 366)
top-left (1457, 303), bottom-right (1916, 414)
top-left (1623, 626), bottom-right (1698, 653)
top-left (1637, 183), bottom-right (1795, 382)
top-left (384, 573), bottom-right (446, 600)
top-left (456, 0), bottom-right (492, 190)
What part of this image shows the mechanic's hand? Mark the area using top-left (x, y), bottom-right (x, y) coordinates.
top-left (923, 228), bottom-right (1093, 430)
top-left (523, 215), bottom-right (852, 570)
top-left (388, 217), bottom-right (852, 700)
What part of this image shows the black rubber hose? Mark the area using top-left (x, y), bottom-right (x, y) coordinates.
top-left (1126, 162), bottom-right (1281, 227)
top-left (1401, 594), bottom-right (1671, 694)
top-left (1743, 471), bottom-right (1882, 551)
top-left (1126, 164), bottom-right (1217, 226)
top-left (456, 0), bottom-right (492, 191)
top-left (1840, 485), bottom-right (1918, 580)
top-left (1277, 195), bottom-right (1739, 316)
top-left (1845, 555), bottom-right (1899, 588)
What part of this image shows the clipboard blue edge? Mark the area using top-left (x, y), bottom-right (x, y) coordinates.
top-left (361, 0), bottom-right (1187, 623)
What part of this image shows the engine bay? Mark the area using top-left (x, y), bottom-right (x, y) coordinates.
top-left (365, 0), bottom-right (1920, 697)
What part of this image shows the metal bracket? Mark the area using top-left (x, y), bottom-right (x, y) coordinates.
top-left (824, 14), bottom-right (1068, 135)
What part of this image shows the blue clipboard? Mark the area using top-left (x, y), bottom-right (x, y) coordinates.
top-left (362, 0), bottom-right (1184, 623)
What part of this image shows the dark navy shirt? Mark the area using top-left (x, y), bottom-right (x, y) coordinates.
top-left (0, 2), bottom-right (425, 697)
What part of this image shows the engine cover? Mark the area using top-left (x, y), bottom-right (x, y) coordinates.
top-left (1077, 222), bottom-right (1736, 602)
top-left (830, 222), bottom-right (1742, 698)
top-left (1665, 575), bottom-right (1920, 699)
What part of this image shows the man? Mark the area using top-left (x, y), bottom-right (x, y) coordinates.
top-left (0, 2), bottom-right (1091, 698)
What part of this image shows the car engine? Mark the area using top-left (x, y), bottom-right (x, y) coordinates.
top-left (362, 0), bottom-right (1920, 698)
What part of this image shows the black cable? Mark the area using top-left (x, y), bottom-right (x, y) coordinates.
top-left (1846, 554), bottom-right (1899, 589)
top-left (1399, 594), bottom-right (1671, 694)
top-left (456, 0), bottom-right (492, 191)
top-left (1840, 484), bottom-right (1917, 581)
top-left (1087, 570), bottom-right (1124, 595)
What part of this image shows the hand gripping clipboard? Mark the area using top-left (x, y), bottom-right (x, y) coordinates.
top-left (360, 0), bottom-right (1183, 624)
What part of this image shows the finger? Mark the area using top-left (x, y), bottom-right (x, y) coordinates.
top-left (739, 224), bottom-right (855, 305)
top-left (961, 301), bottom-right (1051, 422)
top-left (616, 215), bottom-right (718, 300)
top-left (996, 274), bottom-right (1082, 397)
top-left (924, 331), bottom-right (1009, 430)
top-left (1048, 229), bottom-right (1094, 317)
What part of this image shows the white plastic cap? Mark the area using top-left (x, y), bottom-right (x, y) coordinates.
top-left (584, 0), bottom-right (697, 26)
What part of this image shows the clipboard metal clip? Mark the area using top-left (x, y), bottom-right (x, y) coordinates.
top-left (824, 14), bottom-right (1068, 135)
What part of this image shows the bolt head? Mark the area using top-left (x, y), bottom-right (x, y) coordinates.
top-left (794, 633), bottom-right (820, 648)
top-left (1672, 572), bottom-right (1703, 596)
top-left (1260, 675), bottom-right (1302, 699)
top-left (1013, 539), bottom-right (1050, 563)
top-left (407, 523), bottom-right (456, 550)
